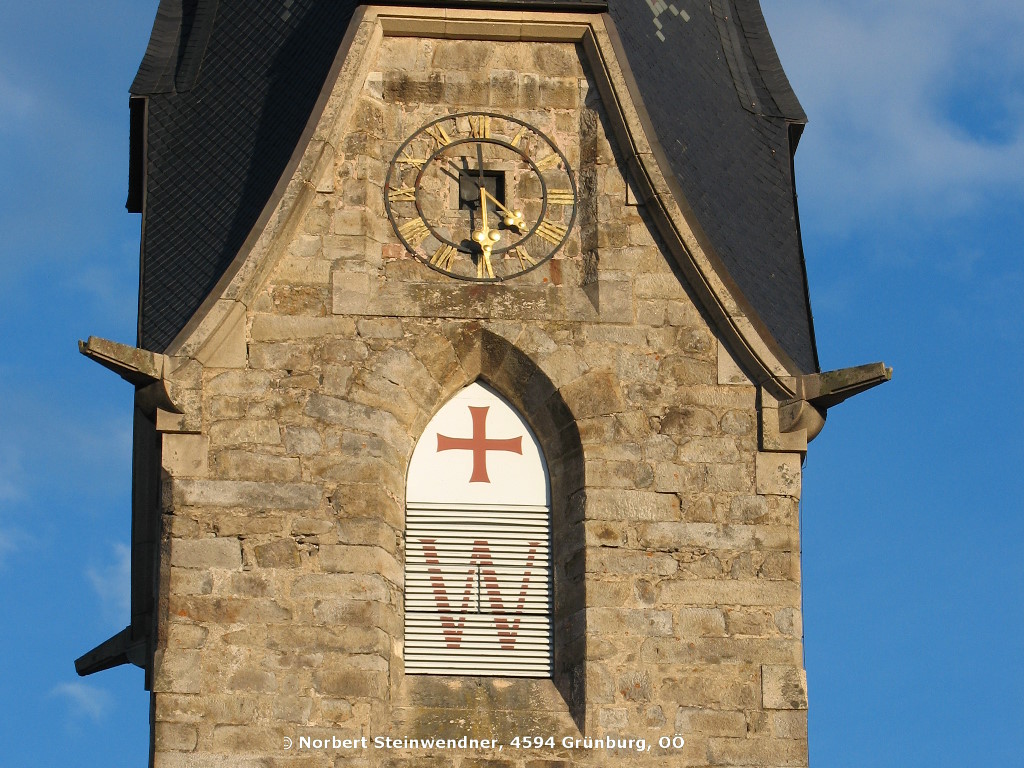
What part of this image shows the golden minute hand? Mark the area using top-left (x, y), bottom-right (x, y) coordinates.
top-left (481, 188), bottom-right (525, 229)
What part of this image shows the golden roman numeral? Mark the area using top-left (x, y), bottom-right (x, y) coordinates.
top-left (477, 253), bottom-right (495, 279)
top-left (469, 115), bottom-right (490, 139)
top-left (398, 218), bottom-right (431, 247)
top-left (535, 219), bottom-right (567, 245)
top-left (429, 244), bottom-right (458, 271)
top-left (399, 149), bottom-right (426, 168)
top-left (388, 186), bottom-right (416, 202)
top-left (535, 154), bottom-right (560, 171)
top-left (509, 126), bottom-right (528, 147)
top-left (547, 188), bottom-right (574, 205)
top-left (509, 247), bottom-right (536, 270)
top-left (426, 124), bottom-right (452, 147)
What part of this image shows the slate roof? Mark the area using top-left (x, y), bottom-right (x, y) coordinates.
top-left (130, 0), bottom-right (818, 373)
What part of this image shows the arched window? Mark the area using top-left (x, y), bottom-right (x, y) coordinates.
top-left (405, 381), bottom-right (552, 677)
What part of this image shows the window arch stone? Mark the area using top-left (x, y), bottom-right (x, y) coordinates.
top-left (397, 326), bottom-right (586, 731)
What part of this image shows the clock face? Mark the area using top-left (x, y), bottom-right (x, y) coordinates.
top-left (384, 112), bottom-right (578, 281)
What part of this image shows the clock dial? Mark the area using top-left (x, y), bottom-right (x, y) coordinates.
top-left (385, 112), bottom-right (577, 281)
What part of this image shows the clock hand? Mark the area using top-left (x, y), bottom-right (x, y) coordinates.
top-left (481, 188), bottom-right (525, 230)
top-left (472, 179), bottom-right (499, 278)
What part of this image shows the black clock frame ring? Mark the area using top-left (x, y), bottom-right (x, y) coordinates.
top-left (384, 111), bottom-right (579, 282)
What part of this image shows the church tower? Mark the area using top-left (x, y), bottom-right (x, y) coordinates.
top-left (76, 1), bottom-right (890, 765)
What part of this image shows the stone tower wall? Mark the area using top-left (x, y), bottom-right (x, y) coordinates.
top-left (152, 31), bottom-right (808, 768)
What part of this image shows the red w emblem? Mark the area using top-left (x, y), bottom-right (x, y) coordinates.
top-left (419, 538), bottom-right (540, 650)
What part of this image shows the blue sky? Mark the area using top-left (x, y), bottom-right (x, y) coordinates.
top-left (1, 1), bottom-right (1021, 766)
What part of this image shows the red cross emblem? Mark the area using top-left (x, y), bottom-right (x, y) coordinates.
top-left (436, 406), bottom-right (523, 483)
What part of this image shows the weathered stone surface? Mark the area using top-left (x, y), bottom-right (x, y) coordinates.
top-left (153, 721), bottom-right (198, 752)
top-left (659, 579), bottom-right (801, 607)
top-left (756, 452), bottom-right (802, 497)
top-left (153, 650), bottom-right (201, 694)
top-left (173, 479), bottom-right (320, 509)
top-left (707, 736), bottom-right (809, 766)
top-left (162, 434), bottom-right (209, 477)
top-left (149, 32), bottom-right (812, 768)
top-left (254, 539), bottom-right (302, 568)
top-left (762, 664), bottom-right (809, 710)
top-left (586, 488), bottom-right (679, 522)
top-left (210, 450), bottom-right (300, 482)
top-left (559, 369), bottom-right (625, 418)
top-left (171, 538), bottom-right (241, 570)
top-left (773, 710), bottom-right (808, 739)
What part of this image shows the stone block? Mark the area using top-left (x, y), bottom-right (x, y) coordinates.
top-left (727, 495), bottom-right (768, 523)
top-left (162, 434), bottom-right (209, 477)
top-left (356, 318), bottom-right (403, 338)
top-left (756, 452), bottom-right (802, 497)
top-left (290, 573), bottom-right (391, 603)
top-left (337, 518), bottom-right (397, 552)
top-left (273, 255), bottom-right (332, 285)
top-left (773, 710), bottom-right (808, 739)
top-left (658, 670), bottom-right (759, 710)
top-left (315, 668), bottom-right (389, 699)
top-left (654, 461), bottom-right (753, 494)
top-left (173, 479), bottom-right (320, 510)
top-left (248, 341), bottom-right (315, 372)
top-left (585, 488), bottom-right (679, 522)
top-left (250, 314), bottom-right (357, 341)
top-left (762, 664), bottom-right (808, 710)
top-left (154, 722), bottom-right (198, 752)
top-left (283, 426), bottom-right (323, 456)
top-left (210, 450), bottom-right (300, 482)
top-left (153, 650), bottom-right (201, 694)
top-left (674, 707), bottom-right (747, 738)
top-left (676, 607), bottom-right (727, 637)
top-left (588, 608), bottom-right (673, 636)
top-left (588, 549), bottom-right (677, 577)
top-left (227, 667), bottom-right (278, 693)
top-left (208, 419), bottom-right (282, 447)
top-left (598, 707), bottom-right (629, 729)
top-left (636, 522), bottom-right (753, 551)
top-left (172, 596), bottom-right (293, 624)
top-left (154, 693), bottom-right (257, 725)
top-left (154, 754), bottom-right (271, 768)
top-left (658, 579), bottom-right (801, 608)
top-left (166, 622), bottom-right (208, 650)
top-left (171, 538), bottom-right (241, 570)
top-left (559, 369), bottom-right (625, 418)
top-left (254, 539), bottom-right (302, 568)
top-left (274, 696), bottom-right (314, 724)
top-left (319, 545), bottom-right (402, 585)
top-left (212, 724), bottom-right (280, 752)
top-left (169, 567), bottom-right (212, 595)
top-left (206, 369), bottom-right (274, 397)
top-left (707, 736), bottom-right (808, 766)
top-left (291, 516), bottom-right (336, 536)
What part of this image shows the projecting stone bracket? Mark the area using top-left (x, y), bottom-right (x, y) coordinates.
top-left (78, 336), bottom-right (186, 418)
top-left (75, 625), bottom-right (148, 676)
top-left (761, 361), bottom-right (892, 452)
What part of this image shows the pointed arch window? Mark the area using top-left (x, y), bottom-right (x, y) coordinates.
top-left (405, 381), bottom-right (552, 677)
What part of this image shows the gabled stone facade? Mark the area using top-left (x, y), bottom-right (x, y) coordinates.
top-left (140, 13), bottom-right (811, 767)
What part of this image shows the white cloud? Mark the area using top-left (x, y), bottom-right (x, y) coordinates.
top-left (87, 543), bottom-right (131, 620)
top-left (51, 681), bottom-right (112, 722)
top-left (762, 0), bottom-right (1024, 230)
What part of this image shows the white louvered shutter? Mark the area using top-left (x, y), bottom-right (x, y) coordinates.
top-left (405, 382), bottom-right (552, 676)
